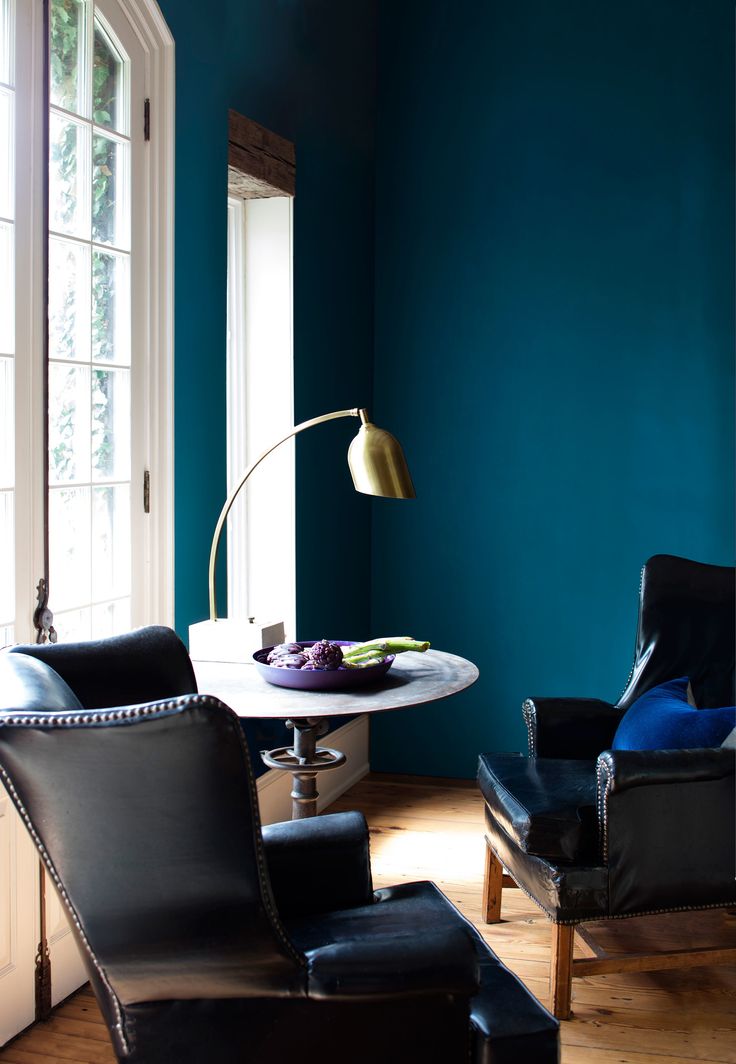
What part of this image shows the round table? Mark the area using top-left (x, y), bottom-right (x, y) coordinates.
top-left (193, 649), bottom-right (479, 819)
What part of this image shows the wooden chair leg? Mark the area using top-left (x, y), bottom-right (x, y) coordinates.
top-left (550, 922), bottom-right (575, 1020)
top-left (482, 839), bottom-right (504, 923)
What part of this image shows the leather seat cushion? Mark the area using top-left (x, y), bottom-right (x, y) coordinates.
top-left (478, 753), bottom-right (599, 864)
top-left (287, 880), bottom-right (558, 1060)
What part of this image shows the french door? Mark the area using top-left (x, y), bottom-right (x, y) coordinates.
top-left (0, 0), bottom-right (173, 1043)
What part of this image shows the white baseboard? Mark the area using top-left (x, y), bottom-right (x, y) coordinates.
top-left (257, 714), bottom-right (369, 825)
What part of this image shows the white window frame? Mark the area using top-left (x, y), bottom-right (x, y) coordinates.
top-left (0, 1), bottom-right (174, 1045)
top-left (108, 0), bottom-right (175, 628)
top-left (12, 0), bottom-right (46, 645)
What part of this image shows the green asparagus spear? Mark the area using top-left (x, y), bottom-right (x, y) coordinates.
top-left (342, 637), bottom-right (430, 660)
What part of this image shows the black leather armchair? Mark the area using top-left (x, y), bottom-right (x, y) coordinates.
top-left (478, 555), bottom-right (736, 1019)
top-left (0, 626), bottom-right (559, 1063)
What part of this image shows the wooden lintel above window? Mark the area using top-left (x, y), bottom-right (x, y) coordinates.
top-left (228, 109), bottom-right (295, 198)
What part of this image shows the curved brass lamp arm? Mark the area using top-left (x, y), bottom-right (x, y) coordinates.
top-left (208, 407), bottom-right (364, 621)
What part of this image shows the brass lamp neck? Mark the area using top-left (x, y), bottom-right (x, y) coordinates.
top-left (208, 408), bottom-right (364, 622)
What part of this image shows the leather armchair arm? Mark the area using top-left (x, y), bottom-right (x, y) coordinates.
top-left (262, 811), bottom-right (373, 917)
top-left (306, 925), bottom-right (479, 1000)
top-left (598, 747), bottom-right (735, 793)
top-left (596, 748), bottom-right (736, 916)
top-left (523, 697), bottom-right (624, 758)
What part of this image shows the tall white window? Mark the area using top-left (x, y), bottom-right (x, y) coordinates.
top-left (226, 194), bottom-right (295, 637)
top-left (0, 0), bottom-right (173, 647)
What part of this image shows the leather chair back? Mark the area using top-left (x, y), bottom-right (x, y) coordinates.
top-left (617, 555), bottom-right (735, 711)
top-left (7, 625), bottom-right (198, 708)
top-left (0, 691), bottom-right (305, 1015)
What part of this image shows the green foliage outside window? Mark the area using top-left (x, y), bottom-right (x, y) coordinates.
top-left (49, 0), bottom-right (124, 485)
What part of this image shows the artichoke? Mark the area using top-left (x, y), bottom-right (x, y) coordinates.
top-left (267, 642), bottom-right (304, 664)
top-left (271, 652), bottom-right (308, 669)
top-left (306, 639), bottom-right (344, 670)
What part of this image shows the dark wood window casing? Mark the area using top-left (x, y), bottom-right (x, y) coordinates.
top-left (228, 110), bottom-right (295, 199)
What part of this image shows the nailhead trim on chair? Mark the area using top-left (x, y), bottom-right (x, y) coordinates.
top-left (522, 700), bottom-right (537, 758)
top-left (226, 710), bottom-right (307, 972)
top-left (594, 751), bottom-right (735, 919)
top-left (490, 836), bottom-right (736, 926)
top-left (596, 753), bottom-right (613, 862)
top-left (614, 562), bottom-right (647, 707)
top-left (0, 761), bottom-right (130, 1054)
top-left (0, 699), bottom-right (203, 1054)
top-left (0, 695), bottom-right (310, 1054)
top-left (487, 842), bottom-right (572, 923)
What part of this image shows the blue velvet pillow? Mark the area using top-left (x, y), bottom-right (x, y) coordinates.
top-left (612, 677), bottom-right (736, 751)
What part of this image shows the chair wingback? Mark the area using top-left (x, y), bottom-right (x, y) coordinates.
top-left (0, 697), bottom-right (305, 1004)
top-left (617, 555), bottom-right (735, 712)
top-left (7, 625), bottom-right (198, 708)
top-left (0, 651), bottom-right (84, 714)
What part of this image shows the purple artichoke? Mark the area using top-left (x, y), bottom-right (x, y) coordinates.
top-left (306, 639), bottom-right (344, 671)
top-left (271, 652), bottom-right (308, 669)
top-left (267, 642), bottom-right (303, 664)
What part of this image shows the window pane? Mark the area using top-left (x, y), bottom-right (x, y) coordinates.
top-left (92, 484), bottom-right (130, 597)
top-left (49, 0), bottom-right (86, 115)
top-left (92, 366), bottom-right (129, 481)
top-left (92, 132), bottom-right (128, 247)
top-left (53, 606), bottom-right (91, 642)
top-left (49, 236), bottom-right (91, 361)
top-left (93, 20), bottom-right (123, 133)
top-left (49, 112), bottom-right (90, 238)
top-left (48, 362), bottom-right (91, 485)
top-left (0, 490), bottom-right (13, 627)
top-left (92, 249), bottom-right (129, 363)
top-left (0, 220), bottom-right (13, 353)
top-left (0, 87), bottom-right (13, 219)
top-left (92, 599), bottom-right (129, 637)
top-left (0, 356), bottom-right (13, 488)
top-left (92, 599), bottom-right (129, 636)
top-left (49, 485), bottom-right (91, 609)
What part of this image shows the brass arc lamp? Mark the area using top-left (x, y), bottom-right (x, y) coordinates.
top-left (190, 407), bottom-right (414, 661)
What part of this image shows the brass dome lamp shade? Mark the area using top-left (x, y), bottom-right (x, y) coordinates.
top-left (347, 409), bottom-right (416, 499)
top-left (207, 407), bottom-right (414, 622)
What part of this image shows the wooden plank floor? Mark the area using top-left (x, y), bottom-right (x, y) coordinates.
top-left (2, 773), bottom-right (735, 1063)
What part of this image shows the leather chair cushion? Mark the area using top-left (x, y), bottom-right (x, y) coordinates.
top-left (287, 881), bottom-right (481, 998)
top-left (478, 753), bottom-right (598, 864)
top-left (0, 652), bottom-right (83, 714)
top-left (286, 880), bottom-right (559, 1061)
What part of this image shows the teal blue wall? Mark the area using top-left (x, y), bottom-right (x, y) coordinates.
top-left (160, 0), bottom-right (377, 645)
top-left (158, 0), bottom-right (376, 774)
top-left (369, 0), bottom-right (736, 776)
top-left (160, 0), bottom-right (734, 780)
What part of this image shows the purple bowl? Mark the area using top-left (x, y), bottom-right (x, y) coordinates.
top-left (253, 640), bottom-right (395, 691)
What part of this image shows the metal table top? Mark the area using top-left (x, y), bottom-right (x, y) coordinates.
top-left (193, 649), bottom-right (479, 720)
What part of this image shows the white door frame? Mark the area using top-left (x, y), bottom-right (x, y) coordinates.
top-left (0, 0), bottom-right (174, 1042)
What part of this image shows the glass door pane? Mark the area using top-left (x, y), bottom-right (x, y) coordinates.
top-left (48, 0), bottom-right (132, 641)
